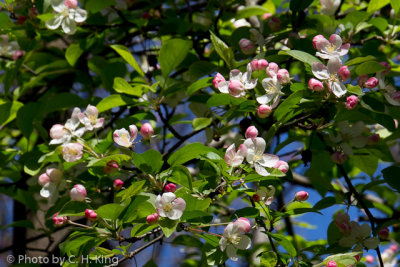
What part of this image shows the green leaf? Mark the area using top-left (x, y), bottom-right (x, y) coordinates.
top-left (369, 17), bottom-right (388, 32)
top-left (0, 101), bottom-right (24, 127)
top-left (96, 94), bottom-right (134, 113)
top-left (0, 13), bottom-right (13, 29)
top-left (87, 154), bottom-right (131, 167)
top-left (96, 203), bottom-right (125, 220)
top-left (113, 77), bottom-right (143, 96)
top-left (131, 223), bottom-right (158, 237)
top-left (116, 180), bottom-right (147, 202)
top-left (86, 0), bottom-right (116, 13)
top-left (391, 0), bottom-right (400, 13)
top-left (230, 207), bottom-right (259, 219)
top-left (167, 143), bottom-right (219, 166)
top-left (313, 197), bottom-right (337, 210)
top-left (16, 103), bottom-right (41, 138)
top-left (314, 252), bottom-right (360, 267)
top-left (209, 31), bottom-right (237, 69)
top-left (0, 220), bottom-right (35, 230)
top-left (345, 56), bottom-right (376, 66)
top-left (65, 43), bottom-right (83, 66)
top-left (110, 44), bottom-right (145, 77)
top-left (158, 217), bottom-right (178, 237)
top-left (58, 201), bottom-right (91, 216)
top-left (290, 0), bottom-right (313, 12)
top-left (266, 232), bottom-right (297, 257)
top-left (381, 165), bottom-right (400, 191)
top-left (279, 50), bottom-right (321, 66)
top-left (367, 0), bottom-right (390, 13)
top-left (347, 84), bottom-right (364, 96)
top-left (290, 83), bottom-right (307, 92)
top-left (274, 90), bottom-right (305, 122)
top-left (187, 77), bottom-right (213, 95)
top-left (260, 251), bottom-right (278, 267)
top-left (89, 247), bottom-right (114, 259)
top-left (132, 149), bottom-right (163, 174)
top-left (236, 6), bottom-right (270, 19)
top-left (167, 166), bottom-right (193, 190)
top-left (355, 61), bottom-right (386, 76)
top-left (192, 117), bottom-right (212, 131)
top-left (159, 39), bottom-right (192, 77)
top-left (172, 235), bottom-right (203, 248)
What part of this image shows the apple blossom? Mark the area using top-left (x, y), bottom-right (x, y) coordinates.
top-left (38, 173), bottom-right (51, 187)
top-left (46, 0), bottom-right (87, 35)
top-left (338, 221), bottom-right (379, 250)
top-left (113, 179), bottom-right (124, 190)
top-left (219, 222), bottom-right (251, 261)
top-left (379, 76), bottom-right (400, 106)
top-left (217, 64), bottom-right (257, 97)
top-left (330, 121), bottom-right (367, 155)
top-left (331, 151), bottom-right (346, 165)
top-left (312, 35), bottom-right (326, 50)
top-left (141, 123), bottom-right (154, 140)
top-left (235, 217), bottom-right (251, 233)
top-left (380, 61), bottom-right (391, 75)
top-left (225, 144), bottom-right (247, 167)
top-left (256, 76), bottom-right (282, 105)
top-left (295, 191), bottom-right (309, 201)
top-left (50, 108), bottom-right (86, 145)
top-left (312, 57), bottom-right (347, 97)
top-left (62, 142), bottom-right (83, 162)
top-left (326, 261), bottom-right (337, 267)
top-left (365, 255), bottom-right (374, 263)
top-left (155, 192), bottom-right (186, 220)
top-left (0, 36), bottom-right (19, 58)
top-left (245, 126), bottom-right (258, 139)
top-left (70, 184), bottom-right (87, 201)
top-left (338, 66), bottom-right (351, 81)
top-left (53, 212), bottom-right (68, 226)
top-left (239, 38), bottom-right (256, 55)
top-left (256, 185), bottom-right (275, 205)
top-left (274, 160), bottom-right (289, 173)
top-left (358, 74), bottom-right (368, 87)
top-left (378, 227), bottom-right (389, 239)
top-left (320, 0), bottom-right (341, 16)
top-left (308, 78), bottom-right (325, 91)
top-left (213, 73), bottom-right (225, 89)
top-left (313, 34), bottom-right (350, 59)
top-left (50, 124), bottom-right (66, 140)
top-left (165, 183), bottom-right (177, 193)
top-left (85, 209), bottom-right (97, 222)
top-left (146, 213), bottom-right (159, 224)
top-left (277, 69), bottom-right (290, 84)
top-left (13, 50), bottom-right (25, 60)
top-left (104, 160), bottom-right (119, 174)
top-left (365, 77), bottom-right (379, 89)
top-left (257, 105), bottom-right (272, 118)
top-left (381, 245), bottom-right (398, 267)
top-left (266, 62), bottom-right (279, 77)
top-left (345, 95), bottom-right (358, 110)
top-left (78, 105), bottom-right (104, 131)
top-left (113, 125), bottom-right (138, 147)
top-left (250, 59), bottom-right (268, 71)
top-left (40, 182), bottom-right (58, 198)
top-left (244, 137), bottom-right (279, 176)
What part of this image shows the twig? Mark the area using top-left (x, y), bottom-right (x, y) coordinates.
top-left (119, 233), bottom-right (164, 264)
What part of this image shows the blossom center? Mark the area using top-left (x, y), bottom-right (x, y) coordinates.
top-left (227, 234), bottom-right (241, 245)
top-left (163, 202), bottom-right (174, 212)
top-left (88, 115), bottom-right (97, 124)
top-left (327, 44), bottom-right (335, 53)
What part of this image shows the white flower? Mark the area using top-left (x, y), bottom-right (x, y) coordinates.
top-left (330, 121), bottom-right (367, 155)
top-left (338, 221), bottom-right (379, 250)
top-left (50, 107), bottom-right (86, 145)
top-left (46, 0), bottom-right (87, 35)
top-left (256, 76), bottom-right (282, 105)
top-left (62, 142), bottom-right (83, 162)
top-left (244, 137), bottom-right (279, 176)
top-left (378, 73), bottom-right (400, 106)
top-left (219, 222), bottom-right (252, 261)
top-left (312, 57), bottom-right (347, 97)
top-left (155, 192), bottom-right (186, 220)
top-left (256, 185), bottom-right (276, 205)
top-left (315, 34), bottom-right (350, 60)
top-left (40, 182), bottom-right (58, 198)
top-left (218, 63), bottom-right (257, 98)
top-left (113, 125), bottom-right (138, 148)
top-left (320, 0), bottom-right (341, 16)
top-left (0, 35), bottom-right (19, 57)
top-left (78, 105), bottom-right (104, 131)
top-left (225, 144), bottom-right (247, 167)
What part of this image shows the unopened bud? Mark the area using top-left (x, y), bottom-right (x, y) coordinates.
top-left (113, 179), bottom-right (124, 190)
top-left (104, 160), bottom-right (119, 174)
top-left (239, 39), bottom-right (256, 55)
top-left (70, 184), bottom-right (87, 202)
top-left (85, 209), bottom-right (97, 222)
top-left (331, 151), bottom-right (346, 165)
top-left (339, 66), bottom-right (351, 81)
top-left (295, 191), bottom-right (309, 201)
top-left (165, 183), bottom-right (177, 193)
top-left (245, 126), bottom-right (258, 139)
top-left (365, 77), bottom-right (379, 89)
top-left (140, 123), bottom-right (154, 140)
top-left (378, 227), bottom-right (389, 239)
top-left (146, 213), bottom-right (159, 224)
top-left (345, 95), bottom-right (358, 110)
top-left (213, 73), bottom-right (225, 89)
top-left (257, 105), bottom-right (272, 118)
top-left (308, 78), bottom-right (324, 91)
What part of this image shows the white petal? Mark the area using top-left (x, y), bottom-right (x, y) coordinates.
top-left (113, 129), bottom-right (132, 147)
top-left (255, 163), bottom-right (270, 176)
top-left (46, 14), bottom-right (63, 30)
top-left (327, 57), bottom-right (342, 74)
top-left (359, 224), bottom-right (372, 238)
top-left (364, 237), bottom-right (379, 249)
top-left (72, 8), bottom-right (87, 23)
top-left (315, 52), bottom-right (332, 59)
top-left (226, 245), bottom-right (238, 261)
top-left (51, 0), bottom-right (67, 12)
top-left (312, 63), bottom-right (330, 80)
top-left (230, 69), bottom-right (242, 81)
top-left (253, 137), bottom-right (266, 155)
top-left (258, 154), bottom-right (279, 168)
top-left (339, 235), bottom-right (356, 247)
top-left (162, 192), bottom-right (176, 203)
top-left (62, 17), bottom-right (77, 35)
top-left (40, 182), bottom-right (57, 198)
top-left (217, 81), bottom-right (229, 94)
top-left (341, 143), bottom-right (353, 155)
top-left (331, 81), bottom-right (347, 98)
top-left (219, 237), bottom-right (227, 251)
top-left (235, 235), bottom-right (251, 250)
top-left (256, 95), bottom-right (270, 105)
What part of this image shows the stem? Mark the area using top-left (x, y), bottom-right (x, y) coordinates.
top-left (193, 223), bottom-right (230, 228)
top-left (67, 221), bottom-right (92, 229)
top-left (187, 228), bottom-right (223, 238)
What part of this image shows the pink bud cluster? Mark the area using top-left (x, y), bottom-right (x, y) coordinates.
top-left (358, 74), bottom-right (379, 89)
top-left (85, 209), bottom-right (97, 222)
top-left (295, 191), bottom-right (309, 201)
top-left (70, 184), bottom-right (87, 201)
top-left (146, 213), bottom-right (159, 224)
top-left (113, 179), bottom-right (124, 190)
top-left (239, 39), bottom-right (257, 55)
top-left (165, 183), bottom-right (177, 192)
top-left (53, 212), bottom-right (68, 226)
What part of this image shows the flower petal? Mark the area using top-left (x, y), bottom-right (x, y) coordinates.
top-left (218, 81), bottom-right (229, 94)
top-left (258, 154), bottom-right (279, 168)
top-left (331, 81), bottom-right (347, 98)
top-left (226, 244), bottom-right (238, 261)
top-left (61, 17), bottom-right (77, 35)
top-left (312, 62), bottom-right (330, 80)
top-left (162, 192), bottom-right (176, 203)
top-left (235, 235), bottom-right (251, 250)
top-left (229, 69), bottom-right (242, 81)
top-left (72, 8), bottom-right (87, 23)
top-left (255, 163), bottom-right (270, 176)
top-left (46, 14), bottom-right (63, 30)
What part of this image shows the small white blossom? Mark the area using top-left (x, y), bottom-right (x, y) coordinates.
top-left (314, 34), bottom-right (350, 60)
top-left (50, 108), bottom-right (86, 145)
top-left (320, 0), bottom-right (341, 16)
top-left (256, 185), bottom-right (276, 205)
top-left (338, 221), bottom-right (379, 250)
top-left (256, 76), bottom-right (282, 105)
top-left (155, 192), bottom-right (186, 220)
top-left (218, 63), bottom-right (257, 98)
top-left (244, 137), bottom-right (279, 176)
top-left (219, 222), bottom-right (251, 261)
top-left (46, 0), bottom-right (87, 35)
top-left (113, 125), bottom-right (138, 148)
top-left (78, 105), bottom-right (104, 131)
top-left (225, 144), bottom-right (247, 167)
top-left (312, 57), bottom-right (347, 97)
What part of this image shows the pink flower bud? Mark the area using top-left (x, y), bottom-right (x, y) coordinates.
top-left (266, 62), bottom-right (279, 77)
top-left (380, 62), bottom-right (391, 75)
top-left (277, 69), bottom-right (290, 84)
top-left (113, 179), bottom-right (124, 190)
top-left (267, 17), bottom-right (281, 32)
top-left (235, 217), bottom-right (251, 233)
top-left (274, 160), bottom-right (289, 173)
top-left (345, 95), bottom-right (358, 110)
top-left (312, 35), bottom-right (326, 50)
top-left (165, 183), bottom-right (177, 193)
top-left (64, 0), bottom-right (78, 8)
top-left (365, 77), bottom-right (379, 89)
top-left (262, 13), bottom-right (272, 20)
top-left (251, 59), bottom-right (269, 71)
top-left (46, 168), bottom-right (63, 183)
top-left (365, 255), bottom-right (374, 263)
top-left (378, 227), bottom-right (389, 239)
top-left (228, 80), bottom-right (245, 97)
top-left (245, 126), bottom-right (258, 139)
top-left (70, 184), bottom-right (87, 202)
top-left (104, 160), bottom-right (119, 174)
top-left (257, 105), bottom-right (272, 118)
top-left (53, 212), bottom-right (67, 226)
top-left (354, 255), bottom-right (361, 262)
top-left (85, 209), bottom-right (97, 222)
top-left (339, 66), bottom-right (351, 81)
top-left (390, 244), bottom-right (398, 251)
top-left (140, 123), bottom-right (154, 140)
top-left (326, 261), bottom-right (337, 267)
top-left (239, 39), bottom-right (256, 55)
top-left (308, 78), bottom-right (324, 91)
top-left (331, 151), bottom-right (346, 165)
top-left (50, 124), bottom-right (66, 139)
top-left (367, 134), bottom-right (379, 145)
top-left (38, 173), bottom-right (50, 186)
top-left (13, 50), bottom-right (25, 61)
top-left (295, 191), bottom-right (309, 201)
top-left (213, 73), bottom-right (225, 89)
top-left (358, 74), bottom-right (368, 87)
top-left (252, 194), bottom-right (261, 202)
top-left (146, 213), bottom-right (159, 224)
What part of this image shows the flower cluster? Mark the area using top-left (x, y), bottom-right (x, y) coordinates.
top-left (219, 218), bottom-right (252, 261)
top-left (46, 0), bottom-right (87, 35)
top-left (39, 168), bottom-right (63, 198)
top-left (155, 191), bottom-right (186, 220)
top-left (113, 123), bottom-right (154, 148)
